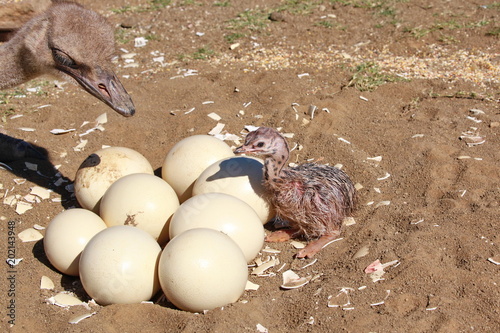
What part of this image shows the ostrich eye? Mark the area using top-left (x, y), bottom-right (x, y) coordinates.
top-left (256, 142), bottom-right (265, 148)
top-left (52, 48), bottom-right (78, 69)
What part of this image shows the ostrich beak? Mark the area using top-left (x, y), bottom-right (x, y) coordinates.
top-left (68, 66), bottom-right (135, 117)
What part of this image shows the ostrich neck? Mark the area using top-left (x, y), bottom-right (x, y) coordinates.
top-left (0, 39), bottom-right (28, 89)
top-left (263, 148), bottom-right (289, 182)
top-left (0, 17), bottom-right (48, 90)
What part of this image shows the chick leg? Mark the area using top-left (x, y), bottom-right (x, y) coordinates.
top-left (265, 229), bottom-right (296, 242)
top-left (296, 231), bottom-right (341, 259)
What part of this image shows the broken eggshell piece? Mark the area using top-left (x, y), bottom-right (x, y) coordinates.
top-left (280, 270), bottom-right (312, 289)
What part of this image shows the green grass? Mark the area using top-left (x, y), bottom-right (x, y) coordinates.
top-left (0, 90), bottom-right (27, 105)
top-left (315, 20), bottom-right (334, 28)
top-left (348, 62), bottom-right (406, 91)
top-left (151, 0), bottom-right (172, 9)
top-left (438, 33), bottom-right (459, 44)
top-left (404, 16), bottom-right (494, 40)
top-left (485, 2), bottom-right (500, 9)
top-left (115, 27), bottom-right (133, 44)
top-left (432, 19), bottom-right (462, 30)
top-left (227, 9), bottom-right (269, 31)
top-left (193, 47), bottom-right (216, 60)
top-left (111, 6), bottom-right (133, 14)
top-left (178, 0), bottom-right (202, 6)
top-left (213, 1), bottom-right (230, 7)
top-left (179, 47), bottom-right (217, 61)
top-left (486, 27), bottom-right (500, 36)
top-left (224, 32), bottom-right (245, 43)
top-left (275, 0), bottom-right (319, 14)
top-left (466, 19), bottom-right (490, 28)
top-left (145, 33), bottom-right (160, 41)
top-left (111, 0), bottom-right (171, 13)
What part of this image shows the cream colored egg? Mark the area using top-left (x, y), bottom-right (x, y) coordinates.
top-left (169, 193), bottom-right (264, 262)
top-left (158, 228), bottom-right (248, 313)
top-left (74, 147), bottom-right (154, 213)
top-left (100, 173), bottom-right (179, 245)
top-left (44, 208), bottom-right (107, 276)
top-left (79, 226), bottom-right (161, 305)
top-left (192, 156), bottom-right (274, 223)
top-left (162, 135), bottom-right (234, 203)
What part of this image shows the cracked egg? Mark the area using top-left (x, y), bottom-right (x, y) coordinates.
top-left (99, 173), bottom-right (179, 245)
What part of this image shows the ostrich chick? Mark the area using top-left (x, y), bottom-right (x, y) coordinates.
top-left (235, 127), bottom-right (356, 258)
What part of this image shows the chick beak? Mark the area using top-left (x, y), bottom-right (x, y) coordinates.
top-left (234, 146), bottom-right (247, 154)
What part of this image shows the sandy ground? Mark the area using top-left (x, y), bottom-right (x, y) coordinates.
top-left (1, 0), bottom-right (499, 332)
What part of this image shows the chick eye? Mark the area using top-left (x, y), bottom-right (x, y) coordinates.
top-left (256, 142), bottom-right (265, 148)
top-left (52, 48), bottom-right (78, 69)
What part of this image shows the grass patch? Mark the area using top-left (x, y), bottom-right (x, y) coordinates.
top-left (438, 33), bottom-right (459, 44)
top-left (428, 90), bottom-right (494, 101)
top-left (348, 62), bottom-right (406, 91)
top-left (214, 1), bottom-right (230, 7)
top-left (466, 19), bottom-right (490, 28)
top-left (315, 20), bottom-right (334, 28)
top-left (224, 32), bottom-right (245, 43)
top-left (111, 0), bottom-right (171, 13)
top-left (275, 0), bottom-right (319, 14)
top-left (432, 19), bottom-right (462, 30)
top-left (151, 0), bottom-right (171, 9)
top-left (403, 26), bottom-right (430, 39)
top-left (193, 47), bottom-right (216, 59)
top-left (227, 9), bottom-right (269, 31)
top-left (1, 108), bottom-right (16, 123)
top-left (485, 2), bottom-right (500, 9)
top-left (486, 27), bottom-right (500, 36)
top-left (0, 90), bottom-right (27, 105)
top-left (179, 47), bottom-right (216, 61)
top-left (115, 27), bottom-right (133, 44)
top-left (145, 33), bottom-right (160, 41)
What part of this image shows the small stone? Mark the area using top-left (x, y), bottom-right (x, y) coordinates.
top-left (269, 12), bottom-right (286, 22)
top-left (490, 121), bottom-right (499, 128)
top-left (120, 17), bottom-right (139, 29)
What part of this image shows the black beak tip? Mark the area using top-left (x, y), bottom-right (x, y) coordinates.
top-left (125, 108), bottom-right (135, 117)
top-left (115, 106), bottom-right (135, 117)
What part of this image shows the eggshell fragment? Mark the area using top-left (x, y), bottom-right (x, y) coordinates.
top-left (53, 293), bottom-right (83, 306)
top-left (281, 270), bottom-right (312, 289)
top-left (158, 228), bottom-right (248, 313)
top-left (44, 208), bottom-right (107, 276)
top-left (192, 156), bottom-right (274, 223)
top-left (74, 147), bottom-right (154, 212)
top-left (40, 276), bottom-right (55, 290)
top-left (245, 280), bottom-right (260, 291)
top-left (169, 193), bottom-right (264, 262)
top-left (69, 312), bottom-right (96, 324)
top-left (100, 173), bottom-right (179, 245)
top-left (18, 228), bottom-right (43, 242)
top-left (251, 258), bottom-right (278, 275)
top-left (162, 135), bottom-right (234, 203)
top-left (79, 226), bottom-right (161, 305)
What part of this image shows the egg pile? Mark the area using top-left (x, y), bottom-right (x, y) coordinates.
top-left (44, 135), bottom-right (272, 312)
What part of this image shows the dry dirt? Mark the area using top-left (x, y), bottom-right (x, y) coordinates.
top-left (1, 0), bottom-right (499, 332)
